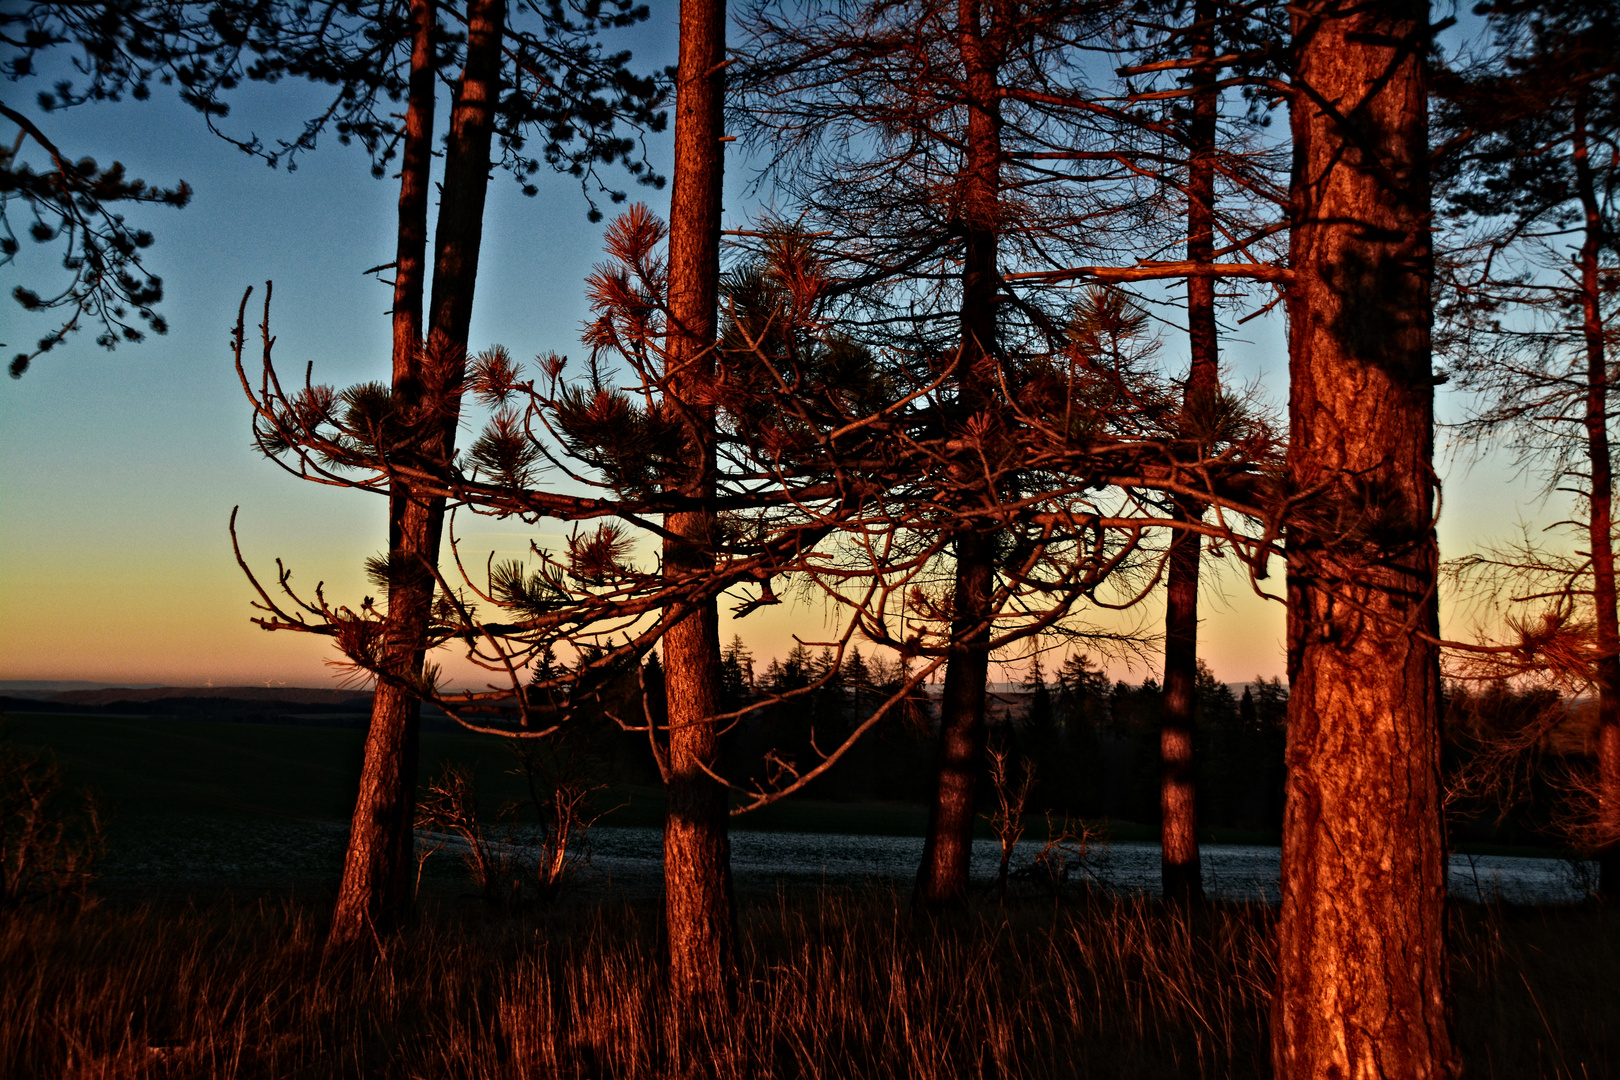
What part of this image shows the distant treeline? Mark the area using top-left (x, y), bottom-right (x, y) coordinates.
top-left (4, 663), bottom-right (1587, 849)
top-left (557, 643), bottom-right (1594, 849)
top-left (562, 643), bottom-right (1291, 834)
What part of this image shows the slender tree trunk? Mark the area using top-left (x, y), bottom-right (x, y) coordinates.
top-left (327, 0), bottom-right (436, 949)
top-left (1159, 0), bottom-right (1218, 906)
top-left (661, 0), bottom-right (736, 1017)
top-left (915, 0), bottom-right (1003, 909)
top-left (1273, 2), bottom-right (1456, 1076)
top-left (1571, 94), bottom-right (1620, 895)
top-left (328, 0), bottom-right (503, 949)
top-left (390, 0), bottom-right (436, 377)
top-left (917, 535), bottom-right (994, 905)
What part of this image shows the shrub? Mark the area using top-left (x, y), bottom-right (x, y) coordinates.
top-left (0, 732), bottom-right (106, 908)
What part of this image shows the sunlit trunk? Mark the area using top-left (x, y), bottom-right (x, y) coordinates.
top-left (1572, 93), bottom-right (1620, 895)
top-left (915, 0), bottom-right (1003, 909)
top-left (328, 0), bottom-right (503, 949)
top-left (1159, 0), bottom-right (1218, 906)
top-left (390, 0), bottom-right (436, 377)
top-left (1273, 0), bottom-right (1456, 1076)
top-left (661, 0), bottom-right (737, 1017)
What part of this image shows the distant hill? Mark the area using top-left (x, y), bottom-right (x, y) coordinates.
top-left (0, 683), bottom-right (485, 731)
top-left (0, 679), bottom-right (166, 699)
top-left (49, 685), bottom-right (373, 708)
top-left (0, 684), bottom-right (402, 729)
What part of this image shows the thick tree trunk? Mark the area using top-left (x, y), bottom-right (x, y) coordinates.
top-left (1159, 0), bottom-right (1218, 906)
top-left (661, 0), bottom-right (736, 1017)
top-left (328, 0), bottom-right (502, 950)
top-left (1571, 96), bottom-right (1620, 895)
top-left (1273, 2), bottom-right (1456, 1077)
top-left (915, 0), bottom-right (1002, 909)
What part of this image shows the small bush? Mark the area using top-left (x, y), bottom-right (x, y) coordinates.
top-left (414, 741), bottom-right (607, 907)
top-left (0, 732), bottom-right (105, 909)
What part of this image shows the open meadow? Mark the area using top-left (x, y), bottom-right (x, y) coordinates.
top-left (3, 888), bottom-right (1616, 1080)
top-left (4, 711), bottom-right (1617, 1079)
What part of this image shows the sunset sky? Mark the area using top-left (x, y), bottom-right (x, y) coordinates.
top-left (0, 13), bottom-right (1551, 690)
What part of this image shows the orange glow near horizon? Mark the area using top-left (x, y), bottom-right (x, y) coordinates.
top-left (0, 466), bottom-right (1545, 693)
top-left (2, 515), bottom-right (1291, 690)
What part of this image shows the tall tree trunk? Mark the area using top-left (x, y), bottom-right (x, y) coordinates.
top-left (1273, 1), bottom-right (1456, 1076)
top-left (1159, 0), bottom-right (1219, 906)
top-left (661, 0), bottom-right (736, 1017)
top-left (327, 0), bottom-right (436, 949)
top-left (917, 535), bottom-right (994, 905)
top-left (390, 0), bottom-right (436, 375)
top-left (1571, 93), bottom-right (1620, 896)
top-left (328, 0), bottom-right (503, 950)
top-left (915, 0), bottom-right (1003, 909)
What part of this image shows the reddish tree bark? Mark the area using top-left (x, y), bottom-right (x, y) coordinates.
top-left (1272, 1), bottom-right (1456, 1076)
top-left (914, 0), bottom-right (1003, 909)
top-left (1571, 92), bottom-right (1620, 894)
top-left (661, 0), bottom-right (737, 1015)
top-left (389, 0), bottom-right (436, 374)
top-left (328, 0), bottom-right (504, 949)
top-left (1159, 0), bottom-right (1219, 906)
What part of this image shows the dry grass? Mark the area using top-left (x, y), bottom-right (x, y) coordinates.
top-left (0, 888), bottom-right (1614, 1079)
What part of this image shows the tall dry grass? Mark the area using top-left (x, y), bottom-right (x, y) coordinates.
top-left (1, 888), bottom-right (1614, 1079)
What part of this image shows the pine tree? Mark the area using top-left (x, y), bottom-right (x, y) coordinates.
top-left (1434, 0), bottom-right (1620, 895)
top-left (656, 0), bottom-right (736, 1017)
top-left (1024, 654), bottom-right (1054, 731)
top-left (221, 0), bottom-right (664, 947)
top-left (1273, 0), bottom-right (1455, 1073)
top-left (720, 634), bottom-right (754, 708)
top-left (734, 0), bottom-right (1285, 906)
top-left (0, 2), bottom-right (223, 375)
top-left (327, 0), bottom-right (508, 949)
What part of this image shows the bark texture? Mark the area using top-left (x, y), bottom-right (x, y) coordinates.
top-left (1159, 532), bottom-right (1203, 902)
top-left (1159, 0), bottom-right (1218, 906)
top-left (390, 0), bottom-right (436, 377)
top-left (1572, 94), bottom-right (1620, 896)
top-left (329, 0), bottom-right (502, 949)
top-left (915, 0), bottom-right (1003, 909)
top-left (661, 0), bottom-right (737, 1016)
top-left (1273, 1), bottom-right (1456, 1076)
top-left (916, 535), bottom-right (994, 905)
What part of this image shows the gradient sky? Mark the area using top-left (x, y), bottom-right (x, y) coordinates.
top-left (0, 11), bottom-right (1556, 690)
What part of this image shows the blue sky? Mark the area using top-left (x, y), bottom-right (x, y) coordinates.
top-left (0, 7), bottom-right (1549, 689)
